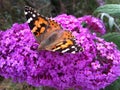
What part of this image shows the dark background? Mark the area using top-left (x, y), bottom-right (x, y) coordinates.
top-left (0, 0), bottom-right (101, 30)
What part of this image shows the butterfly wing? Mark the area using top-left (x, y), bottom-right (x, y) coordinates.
top-left (24, 6), bottom-right (62, 41)
top-left (25, 6), bottom-right (49, 43)
top-left (47, 18), bottom-right (62, 31)
top-left (52, 39), bottom-right (83, 53)
top-left (38, 30), bottom-right (83, 53)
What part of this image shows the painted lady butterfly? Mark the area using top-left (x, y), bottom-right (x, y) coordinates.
top-left (24, 6), bottom-right (83, 54)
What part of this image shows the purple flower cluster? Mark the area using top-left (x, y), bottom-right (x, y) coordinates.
top-left (78, 15), bottom-right (106, 35)
top-left (0, 14), bottom-right (120, 90)
top-left (54, 14), bottom-right (106, 35)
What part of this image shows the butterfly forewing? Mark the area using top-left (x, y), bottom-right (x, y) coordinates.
top-left (24, 6), bottom-right (49, 37)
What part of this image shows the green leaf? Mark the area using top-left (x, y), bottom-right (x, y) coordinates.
top-left (94, 4), bottom-right (120, 17)
top-left (108, 16), bottom-right (114, 29)
top-left (104, 78), bottom-right (120, 90)
top-left (102, 32), bottom-right (120, 50)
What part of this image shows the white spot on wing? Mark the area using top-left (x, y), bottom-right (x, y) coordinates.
top-left (71, 51), bottom-right (76, 54)
top-left (71, 46), bottom-right (76, 48)
top-left (34, 10), bottom-right (37, 13)
top-left (32, 14), bottom-right (36, 17)
top-left (28, 11), bottom-right (30, 13)
top-left (37, 13), bottom-right (40, 15)
top-left (61, 48), bottom-right (70, 53)
top-left (52, 47), bottom-right (61, 51)
top-left (27, 17), bottom-right (33, 23)
top-left (24, 12), bottom-right (28, 15)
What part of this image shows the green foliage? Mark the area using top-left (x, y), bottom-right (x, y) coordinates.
top-left (0, 0), bottom-right (25, 30)
top-left (0, 79), bottom-right (38, 90)
top-left (104, 78), bottom-right (120, 90)
top-left (105, 0), bottom-right (120, 4)
top-left (94, 4), bottom-right (120, 17)
top-left (93, 4), bottom-right (120, 32)
top-left (102, 32), bottom-right (120, 50)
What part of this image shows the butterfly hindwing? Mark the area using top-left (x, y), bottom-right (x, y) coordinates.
top-left (52, 39), bottom-right (83, 54)
top-left (48, 18), bottom-right (62, 31)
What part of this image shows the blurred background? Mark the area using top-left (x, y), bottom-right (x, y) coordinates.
top-left (0, 0), bottom-right (120, 90)
top-left (0, 0), bottom-right (106, 30)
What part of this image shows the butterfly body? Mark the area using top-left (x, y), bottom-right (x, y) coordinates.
top-left (24, 6), bottom-right (83, 53)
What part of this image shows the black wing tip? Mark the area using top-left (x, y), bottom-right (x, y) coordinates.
top-left (24, 5), bottom-right (32, 11)
top-left (24, 5), bottom-right (32, 8)
top-left (24, 5), bottom-right (46, 18)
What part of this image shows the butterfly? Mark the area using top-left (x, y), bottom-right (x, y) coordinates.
top-left (24, 6), bottom-right (83, 54)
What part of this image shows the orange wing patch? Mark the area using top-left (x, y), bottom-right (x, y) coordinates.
top-left (48, 19), bottom-right (62, 31)
top-left (57, 39), bottom-right (73, 49)
top-left (34, 17), bottom-right (48, 27)
top-left (52, 39), bottom-right (74, 51)
top-left (32, 17), bottom-right (49, 37)
top-left (62, 30), bottom-right (74, 39)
